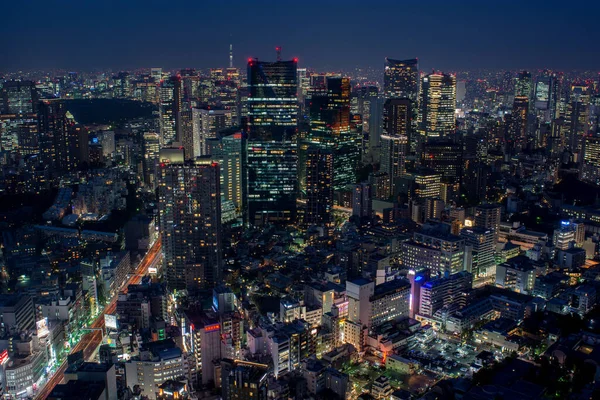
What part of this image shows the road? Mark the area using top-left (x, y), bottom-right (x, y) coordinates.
top-left (34, 238), bottom-right (162, 400)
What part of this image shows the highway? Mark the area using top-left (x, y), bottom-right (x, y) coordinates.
top-left (34, 238), bottom-right (162, 400)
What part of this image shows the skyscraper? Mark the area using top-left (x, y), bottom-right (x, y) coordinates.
top-left (565, 83), bottom-right (591, 153)
top-left (509, 96), bottom-right (529, 151)
top-left (304, 148), bottom-right (334, 235)
top-left (1, 81), bottom-right (39, 114)
top-left (514, 71), bottom-right (533, 99)
top-left (460, 227), bottom-right (496, 278)
top-left (158, 158), bottom-right (222, 291)
top-left (582, 135), bottom-right (600, 185)
top-left (142, 132), bottom-right (161, 188)
top-left (305, 76), bottom-right (360, 191)
top-left (206, 132), bottom-right (245, 223)
top-left (192, 107), bottom-right (234, 157)
top-left (159, 76), bottom-right (183, 146)
top-left (383, 58), bottom-right (419, 101)
top-left (246, 58), bottom-right (299, 225)
top-left (37, 100), bottom-right (75, 174)
top-left (380, 98), bottom-right (411, 197)
top-left (418, 72), bottom-right (456, 138)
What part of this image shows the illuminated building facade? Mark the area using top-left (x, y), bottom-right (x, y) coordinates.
top-left (246, 58), bottom-right (298, 225)
top-left (158, 159), bottom-right (222, 291)
top-left (418, 72), bottom-right (456, 138)
top-left (159, 76), bottom-right (183, 146)
top-left (304, 147), bottom-right (334, 234)
top-left (305, 76), bottom-right (360, 190)
top-left (383, 58), bottom-right (419, 101)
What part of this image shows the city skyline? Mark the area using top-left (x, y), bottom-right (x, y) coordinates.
top-left (2, 0), bottom-right (600, 72)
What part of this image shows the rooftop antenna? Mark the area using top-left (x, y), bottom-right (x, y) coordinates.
top-left (229, 43), bottom-right (233, 68)
top-left (276, 46), bottom-right (282, 62)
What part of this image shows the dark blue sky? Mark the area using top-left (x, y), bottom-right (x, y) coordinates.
top-left (2, 0), bottom-right (599, 72)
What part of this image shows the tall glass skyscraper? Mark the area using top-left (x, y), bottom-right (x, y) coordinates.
top-left (246, 59), bottom-right (299, 225)
top-left (305, 77), bottom-right (361, 191)
top-left (383, 58), bottom-right (419, 101)
top-left (418, 72), bottom-right (457, 138)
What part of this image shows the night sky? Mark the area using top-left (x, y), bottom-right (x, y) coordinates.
top-left (2, 0), bottom-right (599, 72)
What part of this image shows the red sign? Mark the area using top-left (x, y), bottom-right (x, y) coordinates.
top-left (0, 349), bottom-right (8, 364)
top-left (205, 324), bottom-right (220, 333)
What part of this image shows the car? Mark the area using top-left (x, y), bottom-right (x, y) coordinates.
top-left (460, 367), bottom-right (468, 372)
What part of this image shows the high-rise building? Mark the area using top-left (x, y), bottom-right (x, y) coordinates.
top-left (305, 76), bottom-right (360, 190)
top-left (565, 84), bottom-right (591, 153)
top-left (474, 203), bottom-right (501, 235)
top-left (304, 148), bottom-right (334, 234)
top-left (246, 58), bottom-right (299, 225)
top-left (418, 72), bottom-right (456, 138)
top-left (142, 133), bottom-right (161, 188)
top-left (380, 98), bottom-right (411, 196)
top-left (402, 230), bottom-right (465, 277)
top-left (460, 227), bottom-right (496, 278)
top-left (383, 58), bottom-right (419, 101)
top-left (413, 169), bottom-right (442, 199)
top-left (582, 135), bottom-right (600, 185)
top-left (514, 71), bottom-right (533, 99)
top-left (421, 140), bottom-right (463, 182)
top-left (508, 96), bottom-right (529, 151)
top-left (38, 100), bottom-right (76, 174)
top-left (192, 107), bottom-right (233, 157)
top-left (352, 182), bottom-right (372, 218)
top-left (158, 158), bottom-right (222, 291)
top-left (1, 81), bottom-right (39, 114)
top-left (159, 76), bottom-right (183, 146)
top-left (495, 256), bottom-right (535, 294)
top-left (206, 133), bottom-right (245, 222)
top-left (417, 271), bottom-right (472, 317)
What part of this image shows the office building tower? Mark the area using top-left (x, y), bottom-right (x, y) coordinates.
top-left (534, 71), bottom-right (559, 121)
top-left (192, 107), bottom-right (233, 157)
top-left (495, 256), bottom-right (535, 294)
top-left (114, 71), bottom-right (131, 98)
top-left (246, 58), bottom-right (298, 225)
top-left (143, 133), bottom-right (161, 188)
top-left (460, 227), bottom-right (496, 278)
top-left (368, 172), bottom-right (391, 200)
top-left (38, 100), bottom-right (76, 174)
top-left (305, 76), bottom-right (360, 190)
top-left (582, 135), bottom-right (600, 185)
top-left (417, 271), bottom-right (472, 317)
top-left (380, 134), bottom-right (408, 197)
top-left (1, 81), bottom-right (39, 114)
top-left (565, 84), bottom-right (591, 153)
top-left (352, 182), bottom-right (372, 218)
top-left (124, 339), bottom-right (189, 399)
top-left (418, 72), bottom-right (456, 138)
top-left (421, 140), bottom-right (463, 182)
top-left (304, 148), bottom-right (334, 234)
top-left (414, 169), bottom-right (442, 199)
top-left (354, 86), bottom-right (381, 161)
top-left (424, 197), bottom-right (444, 221)
top-left (383, 58), bottom-right (419, 101)
top-left (514, 71), bottom-right (533, 99)
top-left (380, 98), bottom-right (411, 195)
top-left (509, 96), bottom-right (529, 151)
top-left (401, 230), bottom-right (465, 277)
top-left (474, 203), bottom-right (501, 241)
top-left (158, 159), bottom-right (222, 291)
top-left (206, 133), bottom-right (245, 222)
top-left (159, 76), bottom-right (183, 146)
